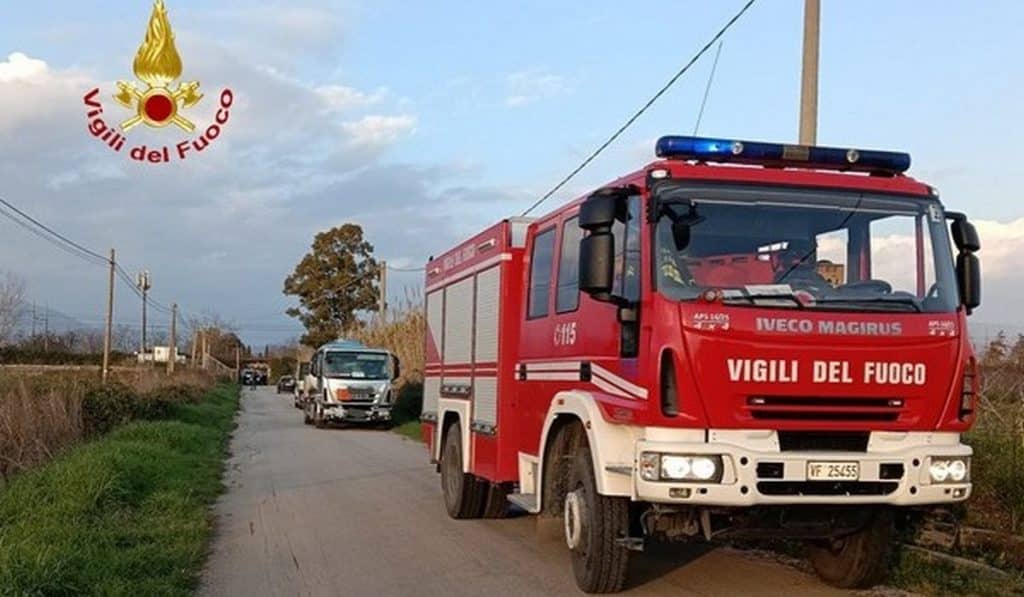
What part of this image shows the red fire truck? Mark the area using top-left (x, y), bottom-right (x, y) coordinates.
top-left (421, 135), bottom-right (981, 592)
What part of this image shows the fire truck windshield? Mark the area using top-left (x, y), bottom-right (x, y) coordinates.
top-left (653, 188), bottom-right (959, 313)
top-left (322, 351), bottom-right (391, 379)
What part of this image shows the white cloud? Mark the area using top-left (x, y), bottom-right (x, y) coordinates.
top-left (0, 48), bottom-right (492, 347)
top-left (972, 218), bottom-right (1024, 279)
top-left (504, 68), bottom-right (569, 107)
top-left (316, 84), bottom-right (388, 112)
top-left (342, 114), bottom-right (417, 149)
top-left (819, 218), bottom-right (1024, 314)
top-left (0, 52), bottom-right (47, 82)
top-left (864, 218), bottom-right (1024, 283)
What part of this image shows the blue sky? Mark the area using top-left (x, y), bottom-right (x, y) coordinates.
top-left (1, 1), bottom-right (1023, 346)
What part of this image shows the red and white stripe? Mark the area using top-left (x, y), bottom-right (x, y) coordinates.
top-left (517, 360), bottom-right (648, 400)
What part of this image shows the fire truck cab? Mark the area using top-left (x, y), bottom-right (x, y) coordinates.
top-left (421, 136), bottom-right (982, 592)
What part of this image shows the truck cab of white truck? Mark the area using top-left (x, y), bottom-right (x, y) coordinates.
top-left (303, 340), bottom-right (401, 428)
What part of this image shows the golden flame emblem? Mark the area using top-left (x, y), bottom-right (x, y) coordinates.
top-left (114, 0), bottom-right (202, 132)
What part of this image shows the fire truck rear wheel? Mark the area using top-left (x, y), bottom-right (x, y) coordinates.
top-left (566, 444), bottom-right (630, 593)
top-left (480, 483), bottom-right (509, 519)
top-left (440, 422), bottom-right (486, 519)
top-left (807, 510), bottom-right (893, 589)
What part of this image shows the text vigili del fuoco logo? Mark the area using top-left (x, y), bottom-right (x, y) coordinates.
top-left (83, 0), bottom-right (234, 163)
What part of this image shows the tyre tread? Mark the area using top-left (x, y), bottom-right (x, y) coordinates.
top-left (570, 443), bottom-right (630, 593)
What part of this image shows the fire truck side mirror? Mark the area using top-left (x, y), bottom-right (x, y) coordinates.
top-left (948, 213), bottom-right (981, 313)
top-left (578, 191), bottom-right (624, 300)
top-left (950, 218), bottom-right (980, 253)
top-left (579, 232), bottom-right (615, 297)
top-left (391, 355), bottom-right (401, 381)
top-left (579, 191), bottom-right (621, 229)
top-left (956, 252), bottom-right (981, 313)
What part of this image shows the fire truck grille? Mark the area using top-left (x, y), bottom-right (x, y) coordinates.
top-left (778, 431), bottom-right (870, 452)
top-left (756, 481), bottom-right (899, 497)
top-left (746, 396), bottom-right (903, 423)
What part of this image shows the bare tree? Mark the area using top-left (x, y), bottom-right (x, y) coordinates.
top-left (74, 328), bottom-right (107, 354)
top-left (112, 324), bottom-right (137, 353)
top-left (187, 311), bottom-right (242, 363)
top-left (0, 272), bottom-right (27, 346)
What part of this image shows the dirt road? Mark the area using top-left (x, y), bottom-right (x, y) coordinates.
top-left (200, 388), bottom-right (851, 596)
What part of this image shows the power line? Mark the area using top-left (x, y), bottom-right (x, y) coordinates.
top-left (0, 202), bottom-right (108, 267)
top-left (0, 195), bottom-right (181, 319)
top-left (519, 0), bottom-right (758, 216)
top-left (0, 197), bottom-right (109, 263)
top-left (693, 41), bottom-right (724, 135)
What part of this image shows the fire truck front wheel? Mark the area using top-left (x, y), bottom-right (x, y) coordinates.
top-left (566, 444), bottom-right (630, 593)
top-left (807, 509), bottom-right (893, 589)
top-left (440, 423), bottom-right (486, 519)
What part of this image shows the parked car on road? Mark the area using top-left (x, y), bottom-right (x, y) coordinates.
top-left (277, 375), bottom-right (296, 394)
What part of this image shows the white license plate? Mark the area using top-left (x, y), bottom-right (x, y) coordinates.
top-left (807, 461), bottom-right (860, 481)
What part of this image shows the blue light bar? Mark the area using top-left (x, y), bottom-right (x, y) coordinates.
top-left (655, 135), bottom-right (911, 174)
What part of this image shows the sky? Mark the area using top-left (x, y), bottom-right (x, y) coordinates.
top-left (1, 0), bottom-right (1023, 346)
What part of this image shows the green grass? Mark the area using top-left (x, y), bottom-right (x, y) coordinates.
top-left (890, 547), bottom-right (1024, 596)
top-left (393, 420), bottom-right (423, 442)
top-left (0, 383), bottom-right (239, 597)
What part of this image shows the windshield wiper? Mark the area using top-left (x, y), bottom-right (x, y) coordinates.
top-left (815, 296), bottom-right (922, 313)
top-left (722, 293), bottom-right (806, 309)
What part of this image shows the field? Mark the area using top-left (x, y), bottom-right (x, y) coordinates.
top-left (0, 367), bottom-right (216, 483)
top-left (0, 382), bottom-right (238, 595)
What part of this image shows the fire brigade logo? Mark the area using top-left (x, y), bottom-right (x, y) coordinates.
top-left (114, 0), bottom-right (202, 132)
top-left (81, 0), bottom-right (234, 163)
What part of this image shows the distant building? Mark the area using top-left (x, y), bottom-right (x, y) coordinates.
top-left (137, 346), bottom-right (186, 364)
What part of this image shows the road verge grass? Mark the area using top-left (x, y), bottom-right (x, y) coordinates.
top-left (393, 420), bottom-right (422, 442)
top-left (0, 382), bottom-right (239, 596)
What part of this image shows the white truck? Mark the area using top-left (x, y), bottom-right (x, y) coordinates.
top-left (303, 340), bottom-right (401, 428)
top-left (293, 360), bottom-right (311, 408)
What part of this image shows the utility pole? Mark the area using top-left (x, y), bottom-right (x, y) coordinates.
top-left (43, 304), bottom-right (49, 352)
top-left (102, 249), bottom-right (115, 384)
top-left (799, 0), bottom-right (820, 145)
top-left (30, 302), bottom-right (36, 337)
top-left (190, 330), bottom-right (198, 367)
top-left (136, 271), bottom-right (151, 360)
top-left (201, 331), bottom-right (208, 370)
top-left (379, 260), bottom-right (387, 320)
top-left (167, 303), bottom-right (177, 374)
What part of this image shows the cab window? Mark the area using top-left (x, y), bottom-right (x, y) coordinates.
top-left (612, 196), bottom-right (642, 302)
top-left (528, 227), bottom-right (557, 319)
top-left (556, 217), bottom-right (582, 313)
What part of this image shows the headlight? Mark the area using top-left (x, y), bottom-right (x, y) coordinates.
top-left (691, 457), bottom-right (719, 480)
top-left (929, 457), bottom-right (970, 484)
top-left (960, 357), bottom-right (978, 419)
top-left (640, 452), bottom-right (723, 483)
top-left (661, 456), bottom-right (691, 479)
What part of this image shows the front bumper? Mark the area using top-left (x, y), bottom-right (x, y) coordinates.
top-left (633, 429), bottom-right (971, 507)
top-left (321, 403), bottom-right (392, 423)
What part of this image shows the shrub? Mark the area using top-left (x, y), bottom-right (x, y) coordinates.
top-left (1, 369), bottom-right (217, 481)
top-left (133, 383), bottom-right (208, 421)
top-left (80, 383), bottom-right (135, 437)
top-left (393, 380), bottom-right (423, 424)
